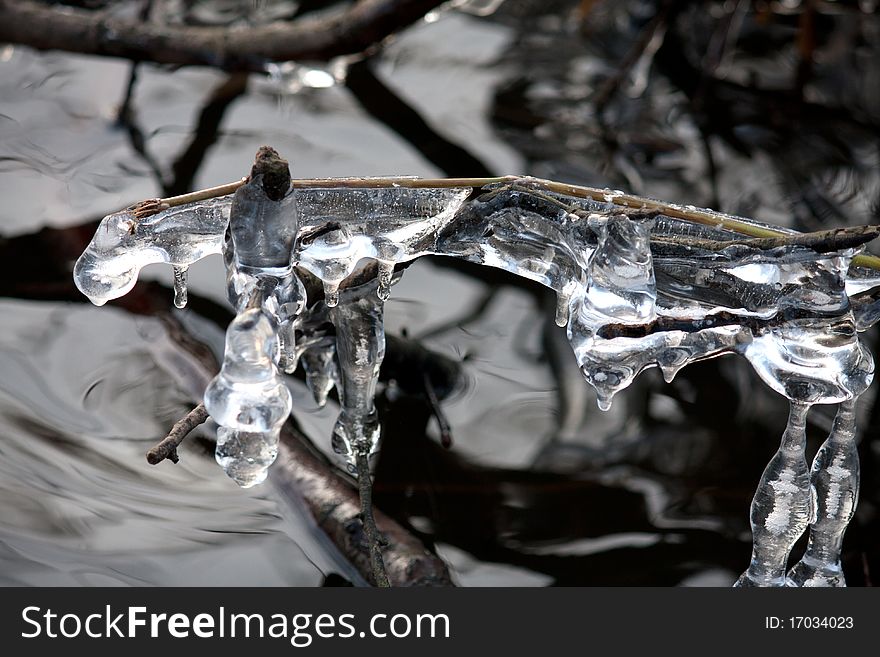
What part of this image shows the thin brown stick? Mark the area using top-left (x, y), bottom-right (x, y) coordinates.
top-left (128, 173), bottom-right (880, 271)
top-left (146, 402), bottom-right (209, 464)
top-left (652, 224), bottom-right (880, 254)
top-left (0, 0), bottom-right (446, 71)
top-left (356, 449), bottom-right (391, 587)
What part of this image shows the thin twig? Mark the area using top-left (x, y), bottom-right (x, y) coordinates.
top-left (423, 371), bottom-right (453, 449)
top-left (652, 224), bottom-right (880, 254)
top-left (146, 403), bottom-right (209, 464)
top-left (125, 174), bottom-right (880, 271)
top-left (356, 449), bottom-right (390, 587)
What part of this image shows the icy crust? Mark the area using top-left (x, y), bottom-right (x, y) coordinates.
top-left (75, 182), bottom-right (876, 479)
top-left (73, 196), bottom-right (231, 306)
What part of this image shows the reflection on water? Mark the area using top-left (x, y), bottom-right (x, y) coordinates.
top-left (0, 1), bottom-right (878, 586)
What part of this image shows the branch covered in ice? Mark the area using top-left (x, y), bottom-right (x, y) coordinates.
top-left (75, 151), bottom-right (880, 587)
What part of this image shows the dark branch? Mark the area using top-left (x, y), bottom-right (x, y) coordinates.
top-left (356, 449), bottom-right (391, 587)
top-left (0, 0), bottom-right (447, 71)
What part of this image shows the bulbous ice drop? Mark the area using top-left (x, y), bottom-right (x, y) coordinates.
top-left (738, 250), bottom-right (874, 405)
top-left (172, 265), bottom-right (188, 308)
top-left (204, 308), bottom-right (292, 432)
top-left (329, 295), bottom-right (385, 469)
top-left (73, 197), bottom-right (230, 306)
top-left (734, 402), bottom-right (813, 587)
top-left (215, 426), bottom-right (280, 488)
top-left (787, 399), bottom-right (860, 587)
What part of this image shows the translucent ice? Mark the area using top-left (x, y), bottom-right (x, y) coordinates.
top-left (204, 308), bottom-right (292, 433)
top-left (295, 186), bottom-right (470, 299)
top-left (330, 293), bottom-right (386, 470)
top-left (73, 169), bottom-right (880, 515)
top-left (73, 197), bottom-right (229, 306)
top-left (787, 399), bottom-right (860, 587)
top-left (734, 403), bottom-right (813, 587)
top-left (229, 173), bottom-right (299, 272)
top-left (214, 426), bottom-right (280, 489)
top-left (172, 265), bottom-right (188, 308)
top-left (300, 340), bottom-right (338, 408)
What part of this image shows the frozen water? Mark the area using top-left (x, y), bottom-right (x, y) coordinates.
top-left (787, 399), bottom-right (860, 587)
top-left (73, 197), bottom-right (230, 306)
top-left (172, 265), bottom-right (188, 308)
top-left (214, 426), bottom-right (280, 489)
top-left (204, 308), bottom-right (292, 433)
top-left (73, 166), bottom-right (878, 587)
top-left (329, 293), bottom-right (386, 469)
top-left (734, 403), bottom-right (813, 587)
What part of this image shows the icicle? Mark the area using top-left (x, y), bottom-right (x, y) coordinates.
top-left (555, 289), bottom-right (571, 327)
top-left (329, 295), bottom-right (385, 471)
top-left (301, 344), bottom-right (338, 407)
top-left (734, 402), bottom-right (813, 587)
top-left (323, 281), bottom-right (340, 308)
top-left (205, 308), bottom-right (291, 487)
top-left (172, 265), bottom-right (188, 308)
top-left (787, 398), bottom-right (860, 587)
top-left (376, 260), bottom-right (394, 301)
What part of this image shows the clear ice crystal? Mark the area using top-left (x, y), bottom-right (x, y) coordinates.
top-left (787, 399), bottom-right (860, 587)
top-left (330, 294), bottom-right (386, 470)
top-left (300, 340), bottom-right (338, 408)
top-left (73, 171), bottom-right (879, 543)
top-left (204, 308), bottom-right (292, 433)
top-left (215, 426), bottom-right (280, 489)
top-left (734, 403), bottom-right (813, 587)
top-left (229, 174), bottom-right (299, 271)
top-left (172, 265), bottom-right (188, 308)
top-left (74, 197), bottom-right (230, 306)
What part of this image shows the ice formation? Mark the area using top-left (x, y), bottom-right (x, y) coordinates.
top-left (74, 150), bottom-right (879, 584)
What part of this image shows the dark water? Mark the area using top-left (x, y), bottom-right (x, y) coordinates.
top-left (1, 0), bottom-right (879, 586)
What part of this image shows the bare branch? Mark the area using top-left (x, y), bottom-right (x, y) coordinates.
top-left (146, 402), bottom-right (209, 464)
top-left (0, 0), bottom-right (446, 71)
